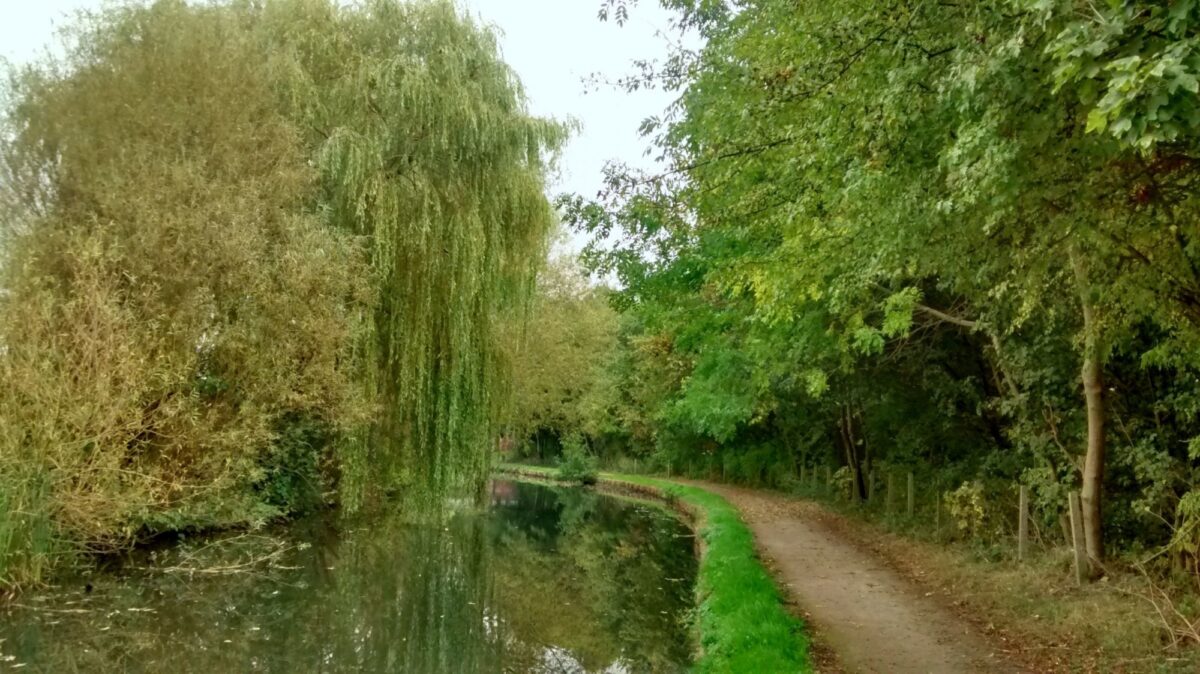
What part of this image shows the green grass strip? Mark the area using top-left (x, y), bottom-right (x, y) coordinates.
top-left (496, 464), bottom-right (811, 673)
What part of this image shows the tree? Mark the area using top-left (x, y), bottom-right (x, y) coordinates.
top-left (0, 0), bottom-right (566, 587)
top-left (567, 0), bottom-right (1200, 573)
top-left (257, 0), bottom-right (570, 506)
top-left (507, 240), bottom-right (619, 457)
top-left (0, 1), bottom-right (370, 571)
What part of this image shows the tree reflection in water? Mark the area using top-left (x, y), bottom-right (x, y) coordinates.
top-left (0, 480), bottom-right (696, 673)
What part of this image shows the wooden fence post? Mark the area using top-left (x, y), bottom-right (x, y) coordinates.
top-left (1018, 485), bottom-right (1030, 562)
top-left (800, 465), bottom-right (807, 486)
top-left (935, 492), bottom-right (942, 533)
top-left (887, 474), bottom-right (895, 513)
top-left (1068, 491), bottom-right (1088, 585)
top-left (825, 465), bottom-right (832, 492)
top-left (906, 472), bottom-right (915, 517)
top-left (868, 471), bottom-right (876, 503)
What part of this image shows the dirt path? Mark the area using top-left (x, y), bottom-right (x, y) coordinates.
top-left (689, 481), bottom-right (1026, 674)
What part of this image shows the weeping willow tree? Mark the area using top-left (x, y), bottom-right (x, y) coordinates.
top-left (255, 0), bottom-right (570, 507)
top-left (0, 0), bottom-right (565, 588)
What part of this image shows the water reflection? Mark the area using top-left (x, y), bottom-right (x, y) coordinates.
top-left (0, 480), bottom-right (696, 673)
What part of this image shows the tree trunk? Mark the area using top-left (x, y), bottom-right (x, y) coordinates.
top-left (855, 408), bottom-right (872, 478)
top-left (837, 410), bottom-right (854, 499)
top-left (840, 405), bottom-right (867, 501)
top-left (1071, 248), bottom-right (1106, 570)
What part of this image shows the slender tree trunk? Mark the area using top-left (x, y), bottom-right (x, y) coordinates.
top-left (1071, 248), bottom-right (1105, 570)
top-left (856, 408), bottom-right (872, 481)
top-left (837, 410), bottom-right (854, 499)
top-left (988, 334), bottom-right (1021, 400)
top-left (840, 405), bottom-right (866, 501)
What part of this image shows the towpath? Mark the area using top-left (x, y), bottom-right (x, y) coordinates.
top-left (687, 481), bottom-right (1027, 674)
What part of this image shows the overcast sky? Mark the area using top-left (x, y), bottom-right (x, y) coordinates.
top-left (0, 0), bottom-right (683, 213)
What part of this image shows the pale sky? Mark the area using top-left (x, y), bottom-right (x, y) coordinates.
top-left (0, 0), bottom-right (684, 214)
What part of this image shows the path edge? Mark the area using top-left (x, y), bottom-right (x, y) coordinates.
top-left (495, 464), bottom-right (813, 673)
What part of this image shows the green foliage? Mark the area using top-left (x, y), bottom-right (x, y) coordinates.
top-left (560, 0), bottom-right (1200, 579)
top-left (831, 467), bottom-right (855, 500)
top-left (1169, 490), bottom-right (1200, 574)
top-left (506, 239), bottom-right (620, 455)
top-left (557, 434), bottom-right (599, 486)
top-left (1035, 0), bottom-right (1200, 149)
top-left (0, 1), bottom-right (371, 574)
top-left (0, 468), bottom-right (57, 593)
top-left (0, 0), bottom-right (563, 589)
top-left (256, 415), bottom-right (335, 516)
top-left (945, 482), bottom-right (987, 540)
top-left (262, 0), bottom-right (570, 508)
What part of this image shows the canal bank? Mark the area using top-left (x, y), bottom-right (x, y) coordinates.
top-left (496, 464), bottom-right (813, 673)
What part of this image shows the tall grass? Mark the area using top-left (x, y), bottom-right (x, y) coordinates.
top-left (0, 467), bottom-right (58, 592)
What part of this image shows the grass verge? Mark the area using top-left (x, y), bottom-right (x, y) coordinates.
top-left (496, 464), bottom-right (811, 673)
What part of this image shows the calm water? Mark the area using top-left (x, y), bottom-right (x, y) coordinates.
top-left (0, 480), bottom-right (697, 673)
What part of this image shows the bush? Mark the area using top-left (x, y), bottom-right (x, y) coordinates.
top-left (556, 434), bottom-right (598, 485)
top-left (945, 481), bottom-right (987, 540)
top-left (255, 415), bottom-right (335, 516)
top-left (0, 3), bottom-right (369, 587)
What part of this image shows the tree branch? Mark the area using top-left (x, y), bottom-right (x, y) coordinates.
top-left (915, 303), bottom-right (979, 329)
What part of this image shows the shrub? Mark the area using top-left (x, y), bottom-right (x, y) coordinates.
top-left (557, 434), bottom-right (599, 485)
top-left (0, 3), bottom-right (369, 585)
top-left (945, 481), bottom-right (987, 539)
